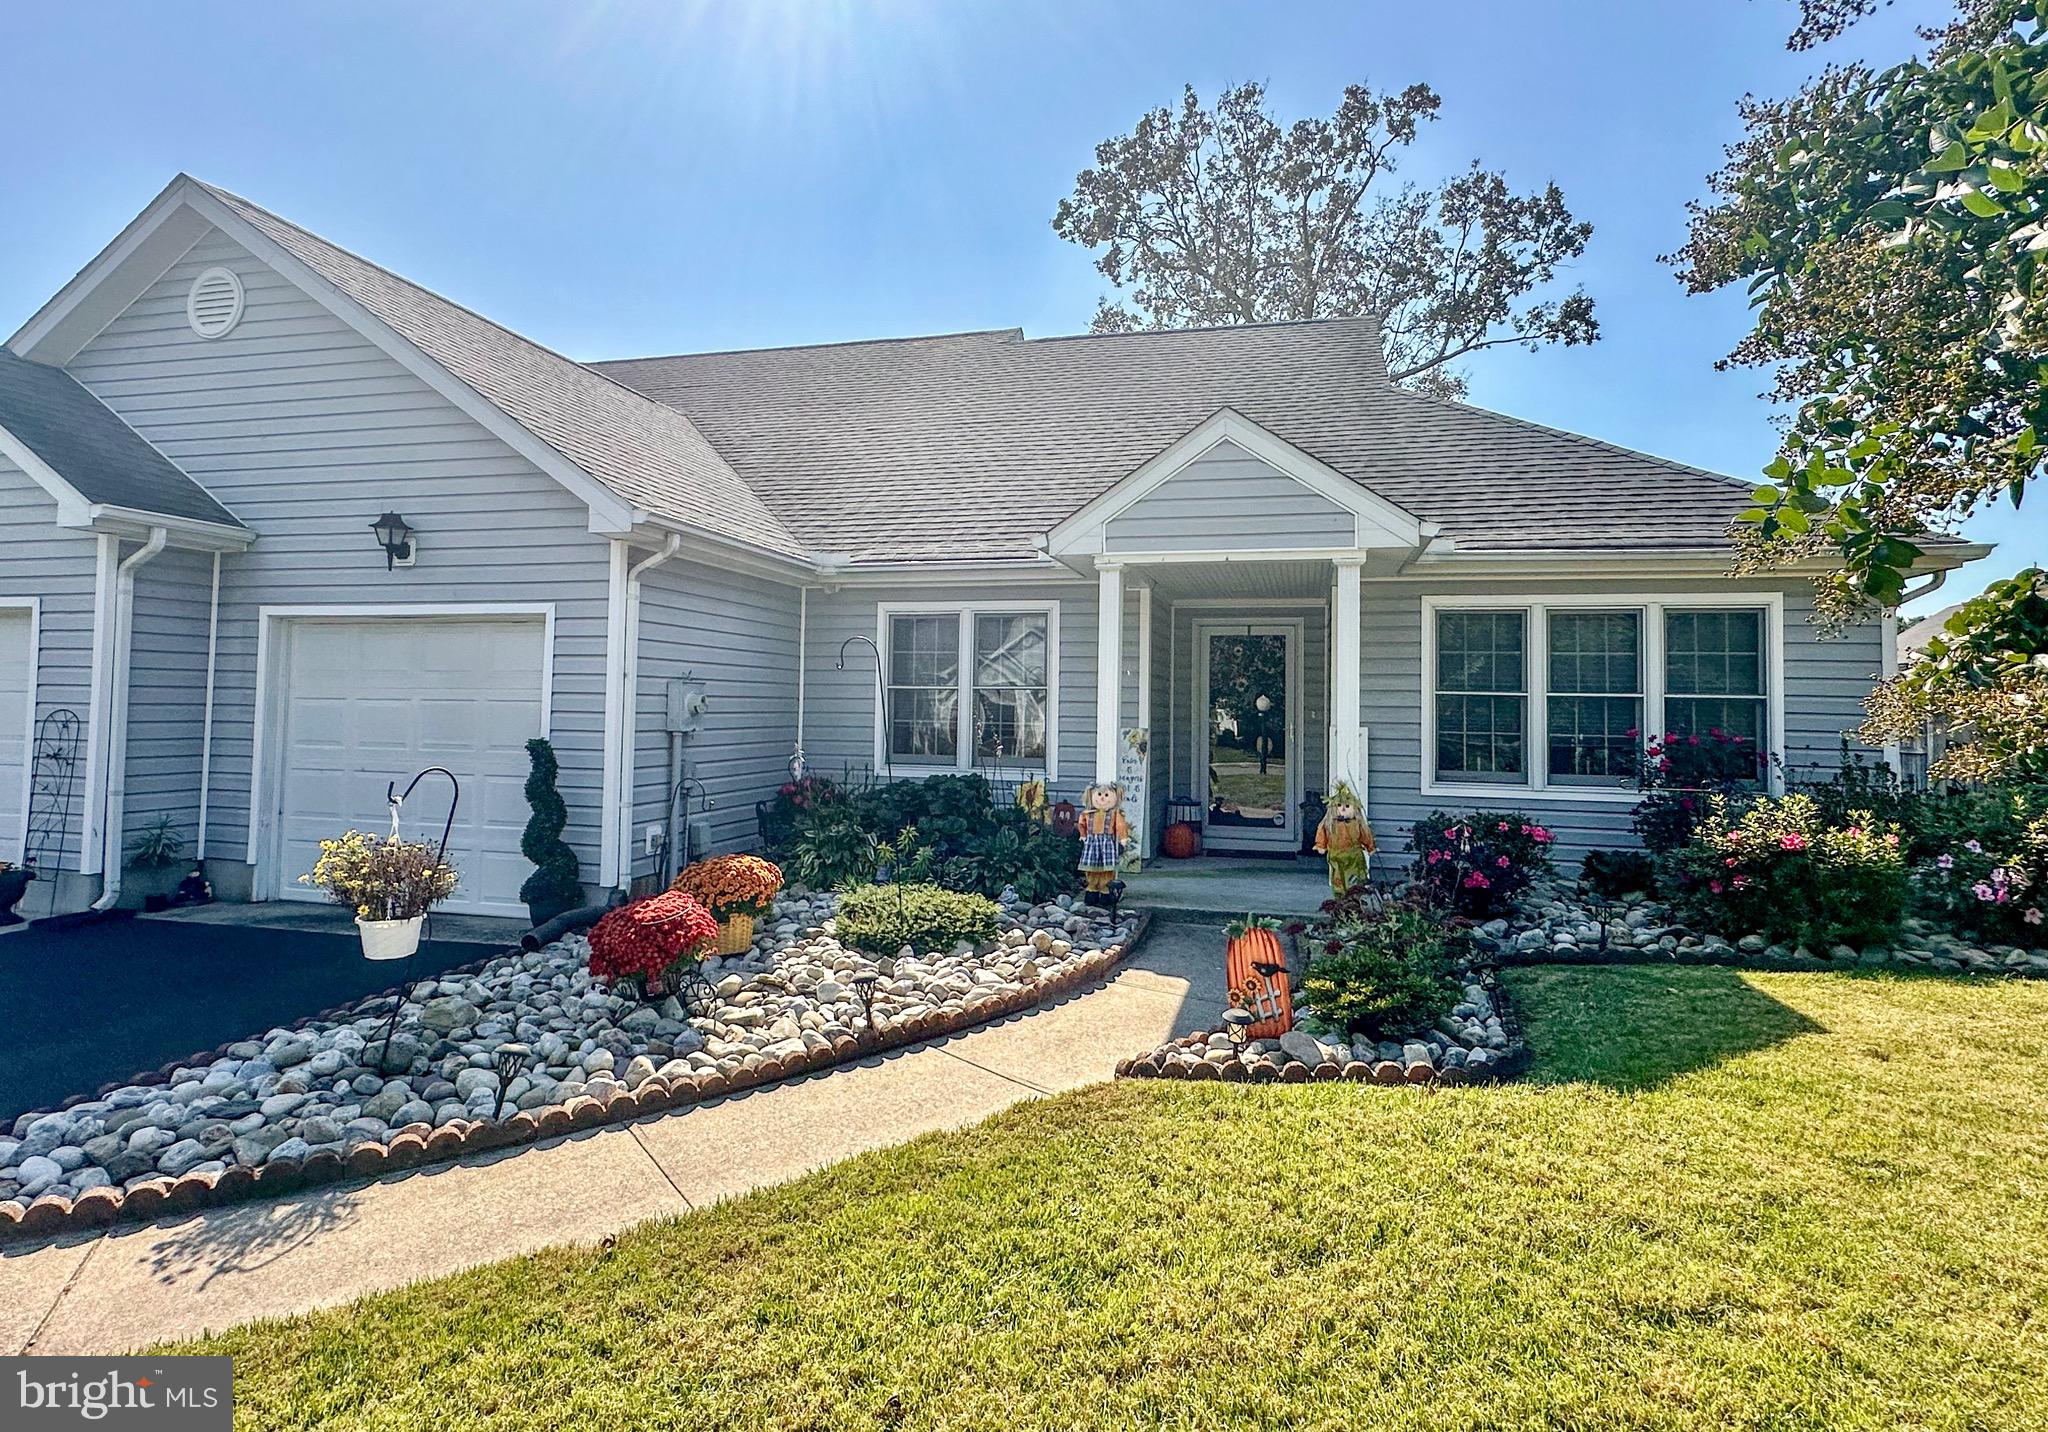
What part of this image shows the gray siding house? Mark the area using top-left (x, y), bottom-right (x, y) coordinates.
top-left (0, 175), bottom-right (1987, 917)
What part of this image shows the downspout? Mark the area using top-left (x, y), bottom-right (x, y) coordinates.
top-left (91, 526), bottom-right (169, 911)
top-left (195, 550), bottom-right (222, 860)
top-left (793, 585), bottom-right (809, 777)
top-left (617, 533), bottom-right (683, 894)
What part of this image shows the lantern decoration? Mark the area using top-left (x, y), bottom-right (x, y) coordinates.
top-left (1223, 912), bottom-right (1293, 1038)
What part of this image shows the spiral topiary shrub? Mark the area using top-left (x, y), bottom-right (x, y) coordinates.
top-left (518, 737), bottom-right (582, 923)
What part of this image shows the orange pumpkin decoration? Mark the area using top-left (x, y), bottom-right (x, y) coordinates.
top-left (1161, 821), bottom-right (1202, 860)
top-left (1224, 915), bottom-right (1293, 1038)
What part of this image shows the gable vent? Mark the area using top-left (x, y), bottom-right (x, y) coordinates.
top-left (186, 266), bottom-right (245, 339)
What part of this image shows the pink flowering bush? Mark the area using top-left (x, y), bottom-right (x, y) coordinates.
top-left (1408, 810), bottom-right (1555, 919)
top-left (1664, 793), bottom-right (1906, 948)
top-left (1910, 794), bottom-right (2048, 944)
top-left (1628, 727), bottom-right (1769, 854)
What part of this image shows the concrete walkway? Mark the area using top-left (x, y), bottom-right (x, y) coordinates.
top-left (1, 922), bottom-right (1226, 1356)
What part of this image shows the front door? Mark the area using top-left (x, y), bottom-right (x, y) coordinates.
top-left (1194, 621), bottom-right (1300, 853)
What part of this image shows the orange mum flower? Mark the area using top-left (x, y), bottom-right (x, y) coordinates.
top-left (672, 854), bottom-right (784, 917)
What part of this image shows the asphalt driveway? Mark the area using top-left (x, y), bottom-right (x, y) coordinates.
top-left (1, 914), bottom-right (508, 1125)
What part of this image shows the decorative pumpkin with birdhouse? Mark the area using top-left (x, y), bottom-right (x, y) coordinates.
top-left (1224, 912), bottom-right (1293, 1038)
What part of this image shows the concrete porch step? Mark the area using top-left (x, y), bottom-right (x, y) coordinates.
top-left (1123, 856), bottom-right (1332, 923)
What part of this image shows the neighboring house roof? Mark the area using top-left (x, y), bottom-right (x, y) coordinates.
top-left (1900, 601), bottom-right (1969, 660)
top-left (593, 319), bottom-right (1761, 564)
top-left (0, 347), bottom-right (243, 528)
top-left (189, 181), bottom-right (808, 560)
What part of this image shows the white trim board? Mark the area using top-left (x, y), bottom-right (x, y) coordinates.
top-left (872, 599), bottom-right (1062, 782)
top-left (1419, 590), bottom-right (1787, 805)
top-left (0, 598), bottom-right (41, 865)
top-left (1044, 408), bottom-right (1429, 558)
top-left (245, 603), bottom-right (557, 901)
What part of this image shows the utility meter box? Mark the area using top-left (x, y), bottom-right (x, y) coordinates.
top-left (664, 676), bottom-right (709, 735)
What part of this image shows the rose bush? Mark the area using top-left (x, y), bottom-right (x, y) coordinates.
top-left (1408, 811), bottom-right (1555, 919)
top-left (1629, 726), bottom-right (1767, 854)
top-left (1662, 793), bottom-right (1906, 949)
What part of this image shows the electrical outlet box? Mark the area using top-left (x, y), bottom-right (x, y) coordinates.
top-left (663, 677), bottom-right (709, 734)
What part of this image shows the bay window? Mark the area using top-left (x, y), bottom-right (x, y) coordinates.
top-left (1428, 598), bottom-right (1775, 795)
top-left (882, 605), bottom-right (1055, 770)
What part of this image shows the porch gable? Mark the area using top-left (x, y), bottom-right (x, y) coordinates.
top-left (1043, 408), bottom-right (1429, 559)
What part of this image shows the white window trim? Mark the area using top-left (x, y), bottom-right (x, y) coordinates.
top-left (874, 600), bottom-right (1060, 781)
top-left (1420, 592), bottom-right (1785, 805)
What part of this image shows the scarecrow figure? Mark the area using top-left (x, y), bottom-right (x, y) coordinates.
top-left (1077, 781), bottom-right (1129, 895)
top-left (1313, 781), bottom-right (1376, 897)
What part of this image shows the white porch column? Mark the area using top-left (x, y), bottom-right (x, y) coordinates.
top-left (1095, 560), bottom-right (1123, 783)
top-left (1331, 556), bottom-right (1364, 792)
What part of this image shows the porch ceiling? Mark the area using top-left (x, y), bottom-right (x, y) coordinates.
top-left (1139, 559), bottom-right (1334, 601)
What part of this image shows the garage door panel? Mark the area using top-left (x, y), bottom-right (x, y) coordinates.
top-left (275, 617), bottom-right (546, 917)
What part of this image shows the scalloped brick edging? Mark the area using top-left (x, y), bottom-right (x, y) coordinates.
top-left (0, 913), bottom-right (1150, 1243)
top-left (1114, 964), bottom-right (1529, 1087)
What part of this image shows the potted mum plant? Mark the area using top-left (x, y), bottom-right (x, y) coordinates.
top-left (671, 853), bottom-right (784, 955)
top-left (586, 888), bottom-right (720, 999)
top-left (300, 829), bottom-right (459, 960)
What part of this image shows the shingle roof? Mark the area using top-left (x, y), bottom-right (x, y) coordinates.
top-left (592, 318), bottom-right (1757, 564)
top-left (192, 180), bottom-right (807, 559)
top-left (0, 348), bottom-right (242, 527)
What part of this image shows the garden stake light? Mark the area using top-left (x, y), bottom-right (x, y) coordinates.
top-left (851, 971), bottom-right (881, 1032)
top-left (492, 1043), bottom-right (532, 1121)
top-left (1220, 1006), bottom-right (1253, 1049)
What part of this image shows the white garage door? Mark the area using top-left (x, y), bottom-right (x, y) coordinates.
top-left (0, 610), bottom-right (29, 864)
top-left (273, 616), bottom-right (546, 917)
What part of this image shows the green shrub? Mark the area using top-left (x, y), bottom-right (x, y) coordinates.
top-left (1301, 906), bottom-right (1457, 1040)
top-left (1662, 793), bottom-right (1907, 948)
top-left (788, 805), bottom-right (880, 891)
top-left (1408, 811), bottom-right (1556, 918)
top-left (517, 738), bottom-right (581, 913)
top-left (1909, 790), bottom-right (2048, 944)
top-left (811, 774), bottom-right (1079, 903)
top-left (836, 882), bottom-right (1000, 955)
top-left (1581, 849), bottom-right (1655, 898)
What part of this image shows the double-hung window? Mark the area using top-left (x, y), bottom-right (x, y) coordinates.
top-left (1663, 609), bottom-right (1766, 748)
top-left (1429, 599), bottom-right (1774, 794)
top-left (883, 606), bottom-right (1055, 770)
top-left (1546, 611), bottom-right (1642, 784)
top-left (1434, 610), bottom-right (1527, 782)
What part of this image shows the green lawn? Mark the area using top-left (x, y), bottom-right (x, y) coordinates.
top-left (185, 967), bottom-right (2048, 1431)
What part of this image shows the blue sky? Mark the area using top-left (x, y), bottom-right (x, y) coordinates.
top-left (2, 0), bottom-right (2013, 612)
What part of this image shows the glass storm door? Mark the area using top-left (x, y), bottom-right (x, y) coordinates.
top-left (1196, 622), bottom-right (1299, 852)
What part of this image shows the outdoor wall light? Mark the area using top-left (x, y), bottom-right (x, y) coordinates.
top-left (369, 510), bottom-right (416, 569)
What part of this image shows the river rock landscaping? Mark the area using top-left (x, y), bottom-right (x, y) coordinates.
top-left (0, 889), bottom-right (1140, 1237)
top-left (1118, 967), bottom-right (1523, 1083)
top-left (1480, 875), bottom-right (2048, 978)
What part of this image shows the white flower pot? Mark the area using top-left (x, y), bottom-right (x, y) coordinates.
top-left (357, 914), bottom-right (425, 961)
